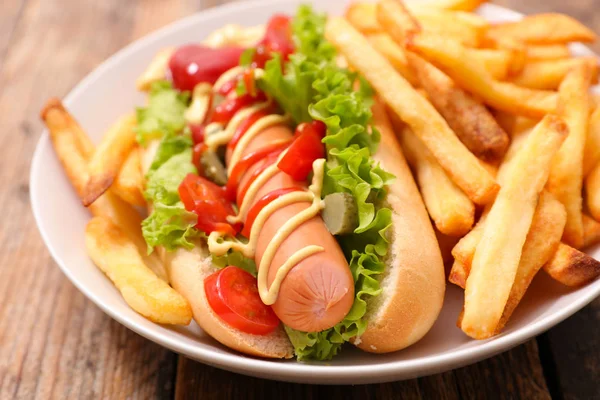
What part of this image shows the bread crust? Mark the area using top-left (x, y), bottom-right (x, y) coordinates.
top-left (353, 100), bottom-right (445, 353)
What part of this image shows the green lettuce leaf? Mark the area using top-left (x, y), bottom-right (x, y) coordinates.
top-left (261, 5), bottom-right (395, 361)
top-left (142, 202), bottom-right (200, 252)
top-left (136, 81), bottom-right (189, 146)
top-left (212, 250), bottom-right (258, 276)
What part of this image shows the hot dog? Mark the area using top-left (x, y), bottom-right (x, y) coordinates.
top-left (226, 125), bottom-right (355, 332)
top-left (135, 5), bottom-right (444, 361)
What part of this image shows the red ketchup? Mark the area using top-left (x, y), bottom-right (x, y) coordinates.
top-left (169, 45), bottom-right (244, 92)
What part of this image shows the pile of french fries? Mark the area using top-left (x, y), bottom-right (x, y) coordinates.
top-left (41, 99), bottom-right (192, 326)
top-left (336, 0), bottom-right (600, 339)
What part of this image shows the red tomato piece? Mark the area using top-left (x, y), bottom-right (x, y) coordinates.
top-left (278, 121), bottom-right (326, 181)
top-left (241, 187), bottom-right (303, 238)
top-left (192, 143), bottom-right (207, 170)
top-left (204, 266), bottom-right (280, 335)
top-left (223, 140), bottom-right (291, 202)
top-left (210, 92), bottom-right (267, 125)
top-left (190, 124), bottom-right (205, 145)
top-left (217, 77), bottom-right (239, 96)
top-left (169, 45), bottom-right (244, 92)
top-left (178, 174), bottom-right (239, 235)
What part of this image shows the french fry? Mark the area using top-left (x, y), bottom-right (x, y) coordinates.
top-left (449, 259), bottom-right (468, 288)
top-left (487, 13), bottom-right (597, 44)
top-left (85, 217), bottom-right (192, 325)
top-left (113, 147), bottom-right (146, 207)
top-left (544, 243), bottom-right (600, 287)
top-left (484, 36), bottom-right (527, 76)
top-left (495, 191), bottom-right (567, 332)
top-left (585, 161), bottom-right (600, 222)
top-left (377, 0), bottom-right (421, 45)
top-left (82, 114), bottom-right (137, 206)
top-left (511, 57), bottom-right (598, 90)
top-left (367, 33), bottom-right (419, 86)
top-left (408, 53), bottom-right (509, 160)
top-left (136, 48), bottom-right (174, 91)
top-left (461, 114), bottom-right (568, 339)
top-left (435, 229), bottom-right (460, 268)
top-left (326, 17), bottom-right (499, 205)
top-left (492, 110), bottom-right (538, 138)
top-left (345, 3), bottom-right (380, 34)
top-left (471, 48), bottom-right (513, 80)
top-left (41, 99), bottom-right (169, 282)
top-left (583, 106), bottom-right (600, 176)
top-left (412, 0), bottom-right (486, 12)
top-left (547, 63), bottom-right (593, 249)
top-left (525, 44), bottom-right (571, 61)
top-left (583, 214), bottom-right (600, 248)
top-left (407, 33), bottom-right (558, 118)
top-left (399, 126), bottom-right (475, 236)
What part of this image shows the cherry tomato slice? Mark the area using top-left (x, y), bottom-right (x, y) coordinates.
top-left (205, 266), bottom-right (279, 335)
top-left (223, 140), bottom-right (291, 202)
top-left (278, 121), bottom-right (326, 181)
top-left (210, 92), bottom-right (267, 125)
top-left (169, 45), bottom-right (244, 92)
top-left (190, 124), bottom-right (205, 145)
top-left (241, 187), bottom-right (303, 238)
top-left (237, 150), bottom-right (285, 205)
top-left (178, 174), bottom-right (239, 235)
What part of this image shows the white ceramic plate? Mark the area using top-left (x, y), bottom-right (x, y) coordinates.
top-left (30, 0), bottom-right (600, 384)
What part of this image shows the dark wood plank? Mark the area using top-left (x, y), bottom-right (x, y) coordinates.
top-left (174, 340), bottom-right (549, 399)
top-left (0, 0), bottom-right (198, 398)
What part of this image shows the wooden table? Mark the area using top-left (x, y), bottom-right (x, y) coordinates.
top-left (1, 0), bottom-right (598, 398)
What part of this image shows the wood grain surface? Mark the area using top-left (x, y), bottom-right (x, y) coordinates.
top-left (0, 0), bottom-right (597, 399)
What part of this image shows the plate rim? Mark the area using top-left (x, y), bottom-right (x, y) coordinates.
top-left (29, 0), bottom-right (600, 384)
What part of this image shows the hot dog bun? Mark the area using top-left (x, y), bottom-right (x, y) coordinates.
top-left (351, 99), bottom-right (445, 353)
top-left (161, 243), bottom-right (294, 358)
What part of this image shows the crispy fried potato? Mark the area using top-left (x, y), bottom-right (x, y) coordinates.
top-left (113, 147), bottom-right (146, 207)
top-left (136, 48), bottom-right (174, 91)
top-left (367, 33), bottom-right (419, 86)
top-left (583, 106), bottom-right (600, 177)
top-left (583, 214), bottom-right (600, 248)
top-left (544, 243), bottom-right (600, 286)
top-left (408, 53), bottom-right (509, 160)
top-left (461, 115), bottom-right (568, 339)
top-left (326, 18), bottom-right (499, 205)
top-left (496, 191), bottom-right (566, 332)
top-left (547, 63), bottom-right (593, 249)
top-left (399, 126), bottom-right (475, 236)
top-left (407, 33), bottom-right (558, 118)
top-left (492, 110), bottom-right (538, 138)
top-left (40, 99), bottom-right (168, 282)
top-left (414, 0), bottom-right (486, 11)
top-left (526, 44), bottom-right (571, 61)
top-left (487, 13), bottom-right (597, 44)
top-left (377, 0), bottom-right (422, 44)
top-left (511, 57), bottom-right (598, 90)
top-left (470, 48), bottom-right (514, 80)
top-left (82, 114), bottom-right (137, 206)
top-left (410, 8), bottom-right (487, 47)
top-left (345, 3), bottom-right (380, 34)
top-left (585, 161), bottom-right (600, 222)
top-left (483, 36), bottom-right (527, 76)
top-left (85, 217), bottom-right (192, 325)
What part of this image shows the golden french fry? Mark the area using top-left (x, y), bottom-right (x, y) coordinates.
top-left (345, 3), bottom-right (380, 34)
top-left (525, 44), bottom-right (571, 61)
top-left (461, 114), bottom-right (568, 339)
top-left (136, 48), bottom-right (174, 91)
top-left (448, 259), bottom-right (468, 288)
top-left (583, 214), bottom-right (600, 248)
top-left (544, 243), bottom-right (600, 287)
top-left (367, 33), bottom-right (419, 86)
top-left (492, 110), bottom-right (539, 138)
top-left (483, 36), bottom-right (527, 76)
top-left (410, 8), bottom-right (487, 47)
top-left (585, 161), bottom-right (600, 222)
top-left (408, 53), bottom-right (509, 160)
top-left (377, 0), bottom-right (421, 45)
top-left (495, 191), bottom-right (566, 332)
top-left (407, 33), bottom-right (558, 118)
top-left (470, 48), bottom-right (514, 80)
top-left (583, 106), bottom-right (600, 177)
top-left (85, 217), bottom-right (192, 325)
top-left (40, 99), bottom-right (169, 282)
top-left (547, 63), bottom-right (592, 249)
top-left (325, 17), bottom-right (499, 205)
top-left (113, 147), bottom-right (146, 207)
top-left (399, 126), bottom-right (475, 236)
top-left (82, 114), bottom-right (137, 206)
top-left (413, 0), bottom-right (486, 11)
top-left (511, 57), bottom-right (598, 90)
top-left (487, 13), bottom-right (597, 44)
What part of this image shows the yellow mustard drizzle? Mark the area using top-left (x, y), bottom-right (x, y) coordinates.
top-left (184, 83), bottom-right (212, 124)
top-left (207, 159), bottom-right (327, 305)
top-left (227, 114), bottom-right (291, 174)
top-left (204, 102), bottom-right (270, 151)
top-left (213, 66), bottom-right (246, 92)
